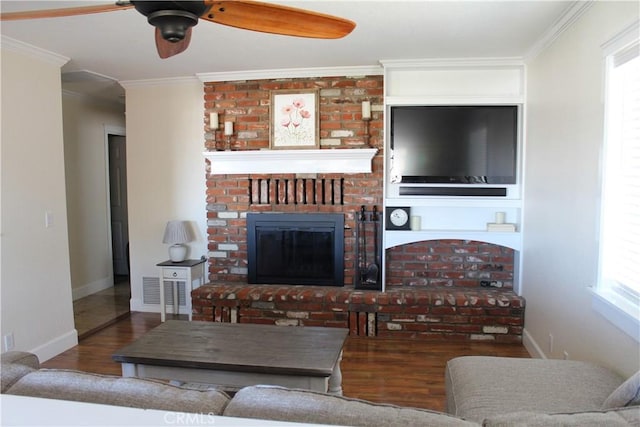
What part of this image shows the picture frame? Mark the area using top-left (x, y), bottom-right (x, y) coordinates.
top-left (270, 89), bottom-right (319, 149)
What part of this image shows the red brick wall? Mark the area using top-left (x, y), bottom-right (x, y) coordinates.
top-left (204, 76), bottom-right (384, 287)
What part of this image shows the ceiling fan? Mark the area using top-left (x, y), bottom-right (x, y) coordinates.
top-left (0, 1), bottom-right (356, 59)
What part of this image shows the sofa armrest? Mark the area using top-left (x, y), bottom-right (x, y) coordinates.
top-left (1, 351), bottom-right (40, 369)
top-left (1, 351), bottom-right (40, 394)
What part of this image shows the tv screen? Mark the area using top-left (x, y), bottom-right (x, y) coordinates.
top-left (390, 106), bottom-right (518, 184)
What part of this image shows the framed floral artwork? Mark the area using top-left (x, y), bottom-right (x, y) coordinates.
top-left (270, 89), bottom-right (319, 149)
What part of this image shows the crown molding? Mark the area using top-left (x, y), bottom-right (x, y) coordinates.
top-left (601, 19), bottom-right (639, 55)
top-left (62, 89), bottom-right (124, 110)
top-left (119, 75), bottom-right (201, 89)
top-left (196, 65), bottom-right (383, 83)
top-left (0, 36), bottom-right (69, 67)
top-left (380, 57), bottom-right (525, 69)
top-left (525, 1), bottom-right (594, 61)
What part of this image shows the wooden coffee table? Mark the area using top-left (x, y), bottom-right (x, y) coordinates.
top-left (112, 321), bottom-right (349, 394)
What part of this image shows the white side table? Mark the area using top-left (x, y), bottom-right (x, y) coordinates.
top-left (157, 259), bottom-right (206, 321)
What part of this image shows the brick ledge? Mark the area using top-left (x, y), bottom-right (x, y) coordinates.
top-left (192, 284), bottom-right (524, 343)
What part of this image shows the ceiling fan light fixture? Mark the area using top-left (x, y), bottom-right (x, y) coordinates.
top-left (147, 10), bottom-right (198, 43)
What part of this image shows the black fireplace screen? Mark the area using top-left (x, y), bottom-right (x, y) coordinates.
top-left (247, 213), bottom-right (344, 286)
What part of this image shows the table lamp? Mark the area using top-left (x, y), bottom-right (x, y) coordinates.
top-left (162, 220), bottom-right (193, 262)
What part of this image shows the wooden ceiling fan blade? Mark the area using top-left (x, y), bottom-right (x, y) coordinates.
top-left (201, 1), bottom-right (355, 39)
top-left (0, 3), bottom-right (134, 21)
top-left (155, 27), bottom-right (192, 59)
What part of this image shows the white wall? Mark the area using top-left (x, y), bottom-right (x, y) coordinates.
top-left (0, 47), bottom-right (77, 361)
top-left (62, 94), bottom-right (125, 299)
top-left (522, 2), bottom-right (640, 376)
top-left (123, 79), bottom-right (208, 313)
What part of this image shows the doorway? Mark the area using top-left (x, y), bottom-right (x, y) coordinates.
top-left (72, 130), bottom-right (131, 339)
top-left (108, 134), bottom-right (130, 280)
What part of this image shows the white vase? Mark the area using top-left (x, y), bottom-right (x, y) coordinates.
top-left (168, 244), bottom-right (187, 262)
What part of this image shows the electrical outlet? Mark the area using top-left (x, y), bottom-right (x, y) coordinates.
top-left (45, 211), bottom-right (54, 228)
top-left (563, 351), bottom-right (570, 360)
top-left (548, 334), bottom-right (554, 354)
top-left (3, 333), bottom-right (15, 351)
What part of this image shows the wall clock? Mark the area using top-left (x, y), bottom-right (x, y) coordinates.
top-left (385, 207), bottom-right (411, 230)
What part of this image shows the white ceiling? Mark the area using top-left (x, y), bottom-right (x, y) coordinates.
top-left (1, 1), bottom-right (576, 104)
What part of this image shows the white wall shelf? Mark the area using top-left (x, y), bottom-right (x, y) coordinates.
top-left (203, 148), bottom-right (377, 175)
top-left (384, 230), bottom-right (522, 251)
top-left (385, 197), bottom-right (522, 208)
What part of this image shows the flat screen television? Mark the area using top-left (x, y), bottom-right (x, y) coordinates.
top-left (390, 105), bottom-right (518, 184)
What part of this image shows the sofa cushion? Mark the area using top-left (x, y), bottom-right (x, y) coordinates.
top-left (482, 407), bottom-right (640, 427)
top-left (6, 369), bottom-right (230, 415)
top-left (224, 385), bottom-right (478, 427)
top-left (446, 356), bottom-right (624, 423)
top-left (603, 371), bottom-right (640, 409)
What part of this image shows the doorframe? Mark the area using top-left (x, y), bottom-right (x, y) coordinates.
top-left (104, 125), bottom-right (127, 284)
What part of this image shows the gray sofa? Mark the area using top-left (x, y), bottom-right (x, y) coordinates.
top-left (445, 356), bottom-right (640, 426)
top-left (2, 351), bottom-right (639, 426)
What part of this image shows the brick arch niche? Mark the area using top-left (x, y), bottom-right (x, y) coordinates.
top-left (385, 239), bottom-right (515, 289)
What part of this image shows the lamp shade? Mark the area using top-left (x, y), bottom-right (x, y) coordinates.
top-left (163, 221), bottom-right (194, 262)
top-left (162, 220), bottom-right (193, 244)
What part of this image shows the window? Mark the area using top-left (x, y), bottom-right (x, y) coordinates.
top-left (595, 22), bottom-right (640, 342)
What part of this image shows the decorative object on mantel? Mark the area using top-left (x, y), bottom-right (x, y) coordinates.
top-left (385, 206), bottom-right (411, 231)
top-left (410, 215), bottom-right (421, 231)
top-left (162, 220), bottom-right (194, 262)
top-left (362, 100), bottom-right (373, 148)
top-left (270, 89), bottom-right (319, 149)
top-left (209, 112), bottom-right (225, 151)
top-left (224, 121), bottom-right (235, 151)
top-left (487, 211), bottom-right (517, 232)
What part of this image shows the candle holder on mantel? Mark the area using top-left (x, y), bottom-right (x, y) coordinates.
top-left (214, 133), bottom-right (226, 151)
top-left (223, 120), bottom-right (235, 151)
top-left (208, 112), bottom-right (225, 151)
top-left (362, 100), bottom-right (373, 148)
top-left (363, 116), bottom-right (373, 148)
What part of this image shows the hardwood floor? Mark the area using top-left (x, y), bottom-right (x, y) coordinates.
top-left (73, 279), bottom-right (130, 339)
top-left (43, 312), bottom-right (530, 413)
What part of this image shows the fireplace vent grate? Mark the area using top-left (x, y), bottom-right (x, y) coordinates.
top-left (248, 177), bottom-right (343, 206)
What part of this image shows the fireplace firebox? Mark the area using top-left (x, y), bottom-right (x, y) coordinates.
top-left (247, 213), bottom-right (344, 286)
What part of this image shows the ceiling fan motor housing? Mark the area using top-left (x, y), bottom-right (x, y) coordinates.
top-left (131, 1), bottom-right (210, 42)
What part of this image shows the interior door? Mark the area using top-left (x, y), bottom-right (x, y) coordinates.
top-left (109, 135), bottom-right (129, 276)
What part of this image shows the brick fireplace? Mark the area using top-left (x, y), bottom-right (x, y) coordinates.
top-left (194, 75), bottom-right (524, 342)
top-left (246, 212), bottom-right (344, 286)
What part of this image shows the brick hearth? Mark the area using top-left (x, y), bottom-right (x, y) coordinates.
top-left (192, 284), bottom-right (524, 343)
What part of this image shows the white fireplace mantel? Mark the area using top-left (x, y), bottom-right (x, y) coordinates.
top-left (203, 148), bottom-right (378, 175)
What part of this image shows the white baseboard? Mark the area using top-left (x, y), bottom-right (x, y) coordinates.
top-left (129, 298), bottom-right (159, 313)
top-left (130, 298), bottom-right (185, 314)
top-left (72, 277), bottom-right (113, 301)
top-left (523, 328), bottom-right (547, 359)
top-left (30, 329), bottom-right (78, 363)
